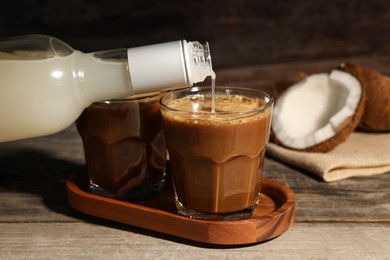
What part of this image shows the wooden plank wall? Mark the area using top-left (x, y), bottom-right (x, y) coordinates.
top-left (1, 0), bottom-right (390, 69)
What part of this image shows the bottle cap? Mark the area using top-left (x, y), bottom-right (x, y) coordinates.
top-left (127, 40), bottom-right (213, 94)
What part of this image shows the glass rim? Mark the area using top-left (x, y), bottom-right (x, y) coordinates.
top-left (93, 91), bottom-right (163, 105)
top-left (159, 86), bottom-right (274, 116)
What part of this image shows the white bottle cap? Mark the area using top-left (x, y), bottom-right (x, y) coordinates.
top-left (127, 40), bottom-right (212, 94)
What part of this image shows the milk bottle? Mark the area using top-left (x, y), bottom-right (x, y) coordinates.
top-left (0, 35), bottom-right (213, 142)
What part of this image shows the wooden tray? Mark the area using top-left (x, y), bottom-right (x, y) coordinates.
top-left (66, 171), bottom-right (296, 245)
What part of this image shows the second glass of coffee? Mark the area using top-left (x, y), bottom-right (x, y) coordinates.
top-left (160, 86), bottom-right (274, 220)
top-left (76, 92), bottom-right (167, 201)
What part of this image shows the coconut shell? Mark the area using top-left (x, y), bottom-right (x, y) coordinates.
top-left (339, 62), bottom-right (390, 132)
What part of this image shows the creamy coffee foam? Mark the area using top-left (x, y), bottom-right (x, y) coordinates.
top-left (163, 94), bottom-right (270, 124)
top-left (167, 94), bottom-right (264, 112)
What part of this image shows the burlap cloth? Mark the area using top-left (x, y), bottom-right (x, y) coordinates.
top-left (266, 132), bottom-right (390, 182)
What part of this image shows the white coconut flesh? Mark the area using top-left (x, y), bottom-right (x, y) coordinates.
top-left (272, 70), bottom-right (362, 150)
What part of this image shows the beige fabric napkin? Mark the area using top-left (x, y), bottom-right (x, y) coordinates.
top-left (266, 132), bottom-right (390, 182)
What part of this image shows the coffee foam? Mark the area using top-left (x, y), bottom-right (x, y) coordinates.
top-left (163, 94), bottom-right (271, 124)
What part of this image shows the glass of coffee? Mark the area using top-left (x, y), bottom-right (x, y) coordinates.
top-left (76, 92), bottom-right (167, 201)
top-left (160, 86), bottom-right (274, 220)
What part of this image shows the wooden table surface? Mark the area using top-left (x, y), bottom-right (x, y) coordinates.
top-left (0, 57), bottom-right (389, 259)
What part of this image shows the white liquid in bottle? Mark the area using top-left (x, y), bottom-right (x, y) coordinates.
top-left (0, 51), bottom-right (131, 142)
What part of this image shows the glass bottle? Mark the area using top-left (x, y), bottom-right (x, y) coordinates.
top-left (0, 34), bottom-right (213, 142)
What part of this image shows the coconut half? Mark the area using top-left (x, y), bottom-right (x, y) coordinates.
top-left (339, 62), bottom-right (390, 132)
top-left (271, 70), bottom-right (365, 152)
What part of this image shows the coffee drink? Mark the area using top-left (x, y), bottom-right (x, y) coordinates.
top-left (77, 92), bottom-right (166, 200)
top-left (160, 87), bottom-right (273, 219)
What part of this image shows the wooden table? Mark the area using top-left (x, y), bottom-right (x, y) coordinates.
top-left (0, 58), bottom-right (389, 259)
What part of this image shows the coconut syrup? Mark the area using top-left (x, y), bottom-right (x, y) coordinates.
top-left (211, 70), bottom-right (216, 113)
